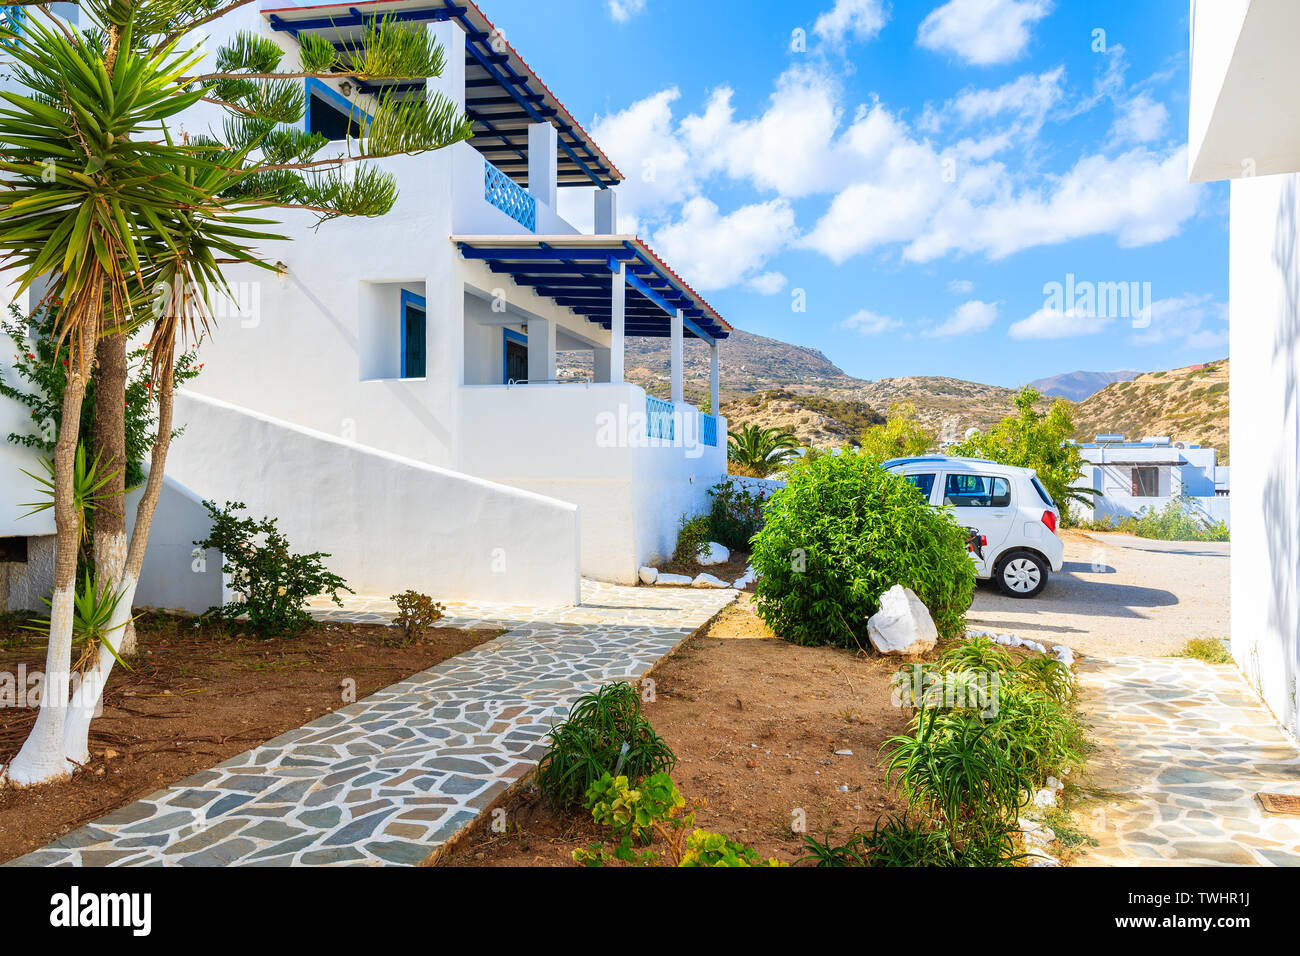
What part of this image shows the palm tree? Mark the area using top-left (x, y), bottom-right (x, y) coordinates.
top-left (727, 424), bottom-right (802, 477)
top-left (0, 0), bottom-right (472, 786)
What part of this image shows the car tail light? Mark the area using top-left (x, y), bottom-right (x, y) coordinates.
top-left (1041, 510), bottom-right (1058, 535)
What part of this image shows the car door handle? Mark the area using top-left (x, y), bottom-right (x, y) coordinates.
top-left (990, 511), bottom-right (1011, 517)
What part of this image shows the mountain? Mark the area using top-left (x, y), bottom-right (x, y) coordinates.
top-left (1029, 369), bottom-right (1142, 401)
top-left (1072, 359), bottom-right (1230, 462)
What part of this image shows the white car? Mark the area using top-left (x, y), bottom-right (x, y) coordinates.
top-left (882, 456), bottom-right (1064, 598)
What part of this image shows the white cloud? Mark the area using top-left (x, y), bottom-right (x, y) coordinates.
top-left (607, 0), bottom-right (647, 22)
top-left (1111, 92), bottom-right (1168, 144)
top-left (813, 0), bottom-right (890, 47)
top-left (841, 309), bottom-right (903, 335)
top-left (925, 299), bottom-right (999, 337)
top-left (747, 271), bottom-right (789, 295)
top-left (917, 0), bottom-right (1052, 66)
top-left (652, 198), bottom-right (797, 291)
top-left (1009, 307), bottom-right (1110, 340)
top-left (948, 279), bottom-right (975, 293)
top-left (1132, 293), bottom-right (1228, 349)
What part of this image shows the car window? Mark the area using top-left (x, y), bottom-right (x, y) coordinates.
top-left (902, 473), bottom-right (935, 500)
top-left (943, 474), bottom-right (1011, 508)
top-left (1031, 476), bottom-right (1055, 508)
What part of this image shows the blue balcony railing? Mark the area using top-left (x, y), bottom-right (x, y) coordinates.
top-left (700, 413), bottom-right (718, 447)
top-left (647, 396), bottom-right (675, 441)
top-left (484, 160), bottom-right (536, 232)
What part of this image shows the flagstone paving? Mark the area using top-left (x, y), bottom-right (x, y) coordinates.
top-left (1077, 657), bottom-right (1300, 866)
top-left (7, 581), bottom-right (735, 867)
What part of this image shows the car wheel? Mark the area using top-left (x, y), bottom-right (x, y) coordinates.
top-left (995, 550), bottom-right (1048, 598)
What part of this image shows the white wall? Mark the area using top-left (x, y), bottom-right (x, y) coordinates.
top-left (458, 383), bottom-right (727, 582)
top-left (0, 282), bottom-right (54, 538)
top-left (166, 391), bottom-right (582, 606)
top-left (126, 476), bottom-right (226, 615)
top-left (1228, 170), bottom-right (1300, 741)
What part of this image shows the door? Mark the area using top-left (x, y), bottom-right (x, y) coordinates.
top-left (503, 328), bottom-right (528, 383)
top-left (940, 472), bottom-right (1014, 576)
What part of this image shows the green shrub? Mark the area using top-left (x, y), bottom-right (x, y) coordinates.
top-left (195, 501), bottom-right (353, 637)
top-left (1179, 637), bottom-right (1233, 664)
top-left (672, 513), bottom-right (713, 565)
top-left (707, 478), bottom-right (766, 551)
top-left (389, 589), bottom-right (445, 643)
top-left (1116, 495), bottom-right (1229, 542)
top-left (749, 452), bottom-right (976, 646)
top-left (535, 682), bottom-right (676, 809)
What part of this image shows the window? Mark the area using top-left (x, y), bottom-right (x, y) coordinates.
top-left (400, 290), bottom-right (426, 379)
top-left (944, 473), bottom-right (1011, 508)
top-left (305, 78), bottom-right (370, 141)
top-left (503, 328), bottom-right (527, 383)
top-left (1131, 467), bottom-right (1159, 497)
top-left (1031, 476), bottom-right (1055, 508)
top-left (902, 473), bottom-right (936, 500)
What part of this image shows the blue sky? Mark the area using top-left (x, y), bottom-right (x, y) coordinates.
top-left (484, 0), bottom-right (1227, 386)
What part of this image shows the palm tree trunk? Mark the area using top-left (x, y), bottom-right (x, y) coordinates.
top-left (62, 345), bottom-right (176, 766)
top-left (3, 322), bottom-right (95, 787)
top-left (90, 331), bottom-right (131, 651)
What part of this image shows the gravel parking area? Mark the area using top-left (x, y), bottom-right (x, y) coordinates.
top-left (968, 530), bottom-right (1229, 659)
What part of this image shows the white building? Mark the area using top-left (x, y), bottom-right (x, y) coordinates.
top-left (0, 0), bottom-right (731, 611)
top-left (1070, 435), bottom-right (1229, 527)
top-left (1189, 0), bottom-right (1299, 740)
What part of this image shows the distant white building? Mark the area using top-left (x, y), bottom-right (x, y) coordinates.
top-left (1, 0), bottom-right (731, 611)
top-left (1070, 434), bottom-right (1229, 527)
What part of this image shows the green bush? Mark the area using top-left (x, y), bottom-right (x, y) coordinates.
top-left (749, 452), bottom-right (976, 646)
top-left (195, 501), bottom-right (353, 637)
top-left (1115, 495), bottom-right (1229, 542)
top-left (671, 513), bottom-right (713, 565)
top-left (535, 683), bottom-right (676, 809)
top-left (389, 589), bottom-right (445, 643)
top-left (706, 478), bottom-right (766, 551)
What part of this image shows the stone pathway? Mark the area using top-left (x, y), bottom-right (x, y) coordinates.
top-left (7, 582), bottom-right (735, 867)
top-left (1078, 657), bottom-right (1300, 866)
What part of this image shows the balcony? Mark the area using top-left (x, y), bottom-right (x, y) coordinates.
top-left (484, 160), bottom-right (536, 232)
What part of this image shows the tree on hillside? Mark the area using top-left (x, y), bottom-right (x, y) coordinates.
top-left (949, 387), bottom-right (1099, 522)
top-left (858, 402), bottom-right (935, 461)
top-left (0, 0), bottom-right (471, 786)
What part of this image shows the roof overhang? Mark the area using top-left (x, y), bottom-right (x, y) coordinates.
top-left (453, 236), bottom-right (731, 341)
top-left (262, 0), bottom-right (623, 188)
top-left (1188, 0), bottom-right (1300, 182)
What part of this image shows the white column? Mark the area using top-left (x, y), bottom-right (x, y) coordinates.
top-left (594, 188), bottom-right (618, 234)
top-left (427, 20), bottom-right (466, 111)
top-left (710, 338), bottom-right (720, 416)
top-left (528, 122), bottom-right (558, 210)
top-left (670, 308), bottom-right (684, 405)
top-left (610, 263), bottom-right (625, 384)
top-left (593, 347), bottom-right (611, 383)
top-left (527, 317), bottom-right (556, 383)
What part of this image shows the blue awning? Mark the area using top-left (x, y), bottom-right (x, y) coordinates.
top-left (453, 236), bottom-right (731, 341)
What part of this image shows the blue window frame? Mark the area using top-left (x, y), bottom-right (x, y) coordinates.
top-left (304, 78), bottom-right (371, 141)
top-left (400, 290), bottom-right (426, 380)
top-left (502, 328), bottom-right (527, 384)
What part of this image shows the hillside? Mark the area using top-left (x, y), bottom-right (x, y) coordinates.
top-left (1029, 369), bottom-right (1141, 401)
top-left (1072, 359), bottom-right (1230, 461)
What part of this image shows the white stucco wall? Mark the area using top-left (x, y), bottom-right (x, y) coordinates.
top-left (166, 391), bottom-right (582, 606)
top-left (458, 383), bottom-right (727, 582)
top-left (1228, 170), bottom-right (1300, 741)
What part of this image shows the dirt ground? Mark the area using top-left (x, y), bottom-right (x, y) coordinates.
top-left (968, 529), bottom-right (1230, 658)
top-left (442, 596), bottom-right (916, 866)
top-left (0, 613), bottom-right (500, 863)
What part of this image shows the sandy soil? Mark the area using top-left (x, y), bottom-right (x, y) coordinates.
top-left (440, 603), bottom-right (916, 866)
top-left (967, 529), bottom-right (1229, 659)
top-left (0, 614), bottom-right (500, 863)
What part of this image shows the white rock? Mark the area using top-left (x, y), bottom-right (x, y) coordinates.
top-left (745, 564), bottom-right (758, 579)
top-left (696, 542), bottom-right (730, 566)
top-left (731, 575), bottom-right (753, 590)
top-left (1032, 788), bottom-right (1057, 808)
top-left (656, 572), bottom-right (694, 586)
top-left (638, 566), bottom-right (659, 585)
top-left (692, 572), bottom-right (731, 589)
top-left (1051, 645), bottom-right (1075, 667)
top-left (1025, 640), bottom-right (1047, 655)
top-left (1047, 776), bottom-right (1064, 791)
top-left (867, 585), bottom-right (939, 656)
top-left (1026, 848), bottom-right (1060, 867)
top-left (994, 634), bottom-right (1013, 646)
top-left (834, 749), bottom-right (853, 756)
